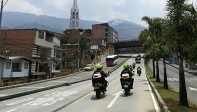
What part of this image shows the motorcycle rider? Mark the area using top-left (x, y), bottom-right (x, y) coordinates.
top-left (92, 64), bottom-right (108, 91)
top-left (132, 62), bottom-right (136, 69)
top-left (137, 66), bottom-right (142, 75)
top-left (120, 64), bottom-right (134, 89)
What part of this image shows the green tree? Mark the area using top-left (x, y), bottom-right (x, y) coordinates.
top-left (140, 16), bottom-right (164, 82)
top-left (165, 0), bottom-right (197, 106)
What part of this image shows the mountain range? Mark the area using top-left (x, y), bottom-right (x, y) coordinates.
top-left (2, 12), bottom-right (146, 40)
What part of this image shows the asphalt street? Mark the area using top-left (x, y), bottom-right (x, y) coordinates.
top-left (58, 58), bottom-right (159, 112)
top-left (149, 61), bottom-right (197, 105)
top-left (0, 57), bottom-right (160, 112)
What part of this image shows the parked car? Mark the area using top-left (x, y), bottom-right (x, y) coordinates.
top-left (82, 64), bottom-right (94, 71)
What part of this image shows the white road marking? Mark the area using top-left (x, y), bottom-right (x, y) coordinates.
top-left (172, 78), bottom-right (179, 81)
top-left (30, 98), bottom-right (55, 106)
top-left (42, 98), bottom-right (65, 106)
top-left (144, 63), bottom-right (160, 112)
top-left (44, 91), bottom-right (69, 97)
top-left (190, 78), bottom-right (197, 81)
top-left (167, 78), bottom-right (179, 82)
top-left (19, 87), bottom-right (44, 89)
top-left (167, 78), bottom-right (174, 81)
top-left (0, 94), bottom-right (7, 97)
top-left (6, 98), bottom-right (34, 105)
top-left (4, 91), bottom-right (78, 106)
top-left (67, 77), bottom-right (81, 79)
top-left (189, 87), bottom-right (197, 91)
top-left (6, 109), bottom-right (17, 112)
top-left (50, 81), bottom-right (67, 83)
top-left (44, 91), bottom-right (78, 97)
top-left (23, 98), bottom-right (46, 106)
top-left (107, 91), bottom-right (121, 108)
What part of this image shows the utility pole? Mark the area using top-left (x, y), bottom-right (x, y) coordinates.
top-left (77, 33), bottom-right (80, 71)
top-left (77, 31), bottom-right (84, 71)
top-left (0, 0), bottom-right (8, 44)
top-left (0, 0), bottom-right (4, 38)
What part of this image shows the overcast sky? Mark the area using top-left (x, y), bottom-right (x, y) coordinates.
top-left (3, 0), bottom-right (197, 26)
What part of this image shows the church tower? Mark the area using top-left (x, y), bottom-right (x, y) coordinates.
top-left (70, 0), bottom-right (79, 29)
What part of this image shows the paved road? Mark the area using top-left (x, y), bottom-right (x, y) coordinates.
top-left (58, 58), bottom-right (159, 112)
top-left (0, 58), bottom-right (159, 112)
top-left (149, 61), bottom-right (197, 104)
top-left (0, 58), bottom-right (126, 101)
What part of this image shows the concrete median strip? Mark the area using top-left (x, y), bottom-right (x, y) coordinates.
top-left (146, 75), bottom-right (170, 112)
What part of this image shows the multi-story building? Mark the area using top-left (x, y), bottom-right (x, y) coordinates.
top-left (63, 29), bottom-right (92, 68)
top-left (0, 29), bottom-right (62, 81)
top-left (91, 23), bottom-right (118, 54)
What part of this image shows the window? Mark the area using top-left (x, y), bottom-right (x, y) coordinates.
top-left (24, 63), bottom-right (29, 69)
top-left (39, 31), bottom-right (44, 39)
top-left (6, 62), bottom-right (11, 69)
top-left (12, 62), bottom-right (21, 72)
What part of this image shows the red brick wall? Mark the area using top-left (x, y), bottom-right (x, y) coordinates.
top-left (92, 24), bottom-right (106, 39)
top-left (0, 29), bottom-right (36, 57)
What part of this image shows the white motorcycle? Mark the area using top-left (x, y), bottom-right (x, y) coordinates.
top-left (120, 73), bottom-right (131, 95)
top-left (92, 73), bottom-right (106, 99)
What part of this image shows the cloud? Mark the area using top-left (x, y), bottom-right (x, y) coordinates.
top-left (4, 0), bottom-right (44, 15)
top-left (137, 0), bottom-right (166, 9)
top-left (44, 0), bottom-right (72, 10)
top-left (78, 0), bottom-right (129, 22)
top-left (82, 9), bottom-right (129, 22)
top-left (95, 0), bottom-right (128, 7)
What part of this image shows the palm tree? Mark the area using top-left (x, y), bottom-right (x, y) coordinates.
top-left (140, 16), bottom-right (164, 82)
top-left (165, 0), bottom-right (197, 106)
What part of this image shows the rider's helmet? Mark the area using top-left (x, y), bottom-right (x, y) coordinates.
top-left (123, 64), bottom-right (130, 69)
top-left (96, 64), bottom-right (103, 70)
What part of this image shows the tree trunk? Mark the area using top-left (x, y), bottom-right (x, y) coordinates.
top-left (179, 55), bottom-right (188, 106)
top-left (163, 58), bottom-right (168, 89)
top-left (153, 59), bottom-right (156, 78)
top-left (156, 57), bottom-right (160, 82)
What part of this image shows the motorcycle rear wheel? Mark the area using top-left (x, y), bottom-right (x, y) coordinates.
top-left (96, 91), bottom-right (101, 99)
top-left (124, 88), bottom-right (130, 96)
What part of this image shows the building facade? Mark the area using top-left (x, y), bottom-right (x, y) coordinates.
top-left (63, 29), bottom-right (92, 68)
top-left (0, 29), bottom-right (62, 82)
top-left (91, 23), bottom-right (118, 54)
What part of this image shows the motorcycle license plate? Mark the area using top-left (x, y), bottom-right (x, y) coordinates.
top-left (94, 86), bottom-right (99, 90)
top-left (123, 85), bottom-right (129, 88)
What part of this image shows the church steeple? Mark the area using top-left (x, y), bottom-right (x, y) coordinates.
top-left (70, 0), bottom-right (79, 29)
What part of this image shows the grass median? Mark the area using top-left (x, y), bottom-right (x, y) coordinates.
top-left (145, 64), bottom-right (197, 112)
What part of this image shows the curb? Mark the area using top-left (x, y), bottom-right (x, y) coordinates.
top-left (146, 75), bottom-right (170, 112)
top-left (0, 71), bottom-right (82, 90)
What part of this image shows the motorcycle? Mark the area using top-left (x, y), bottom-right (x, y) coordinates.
top-left (132, 63), bottom-right (136, 69)
top-left (92, 73), bottom-right (107, 99)
top-left (120, 73), bottom-right (131, 95)
top-left (137, 68), bottom-right (142, 76)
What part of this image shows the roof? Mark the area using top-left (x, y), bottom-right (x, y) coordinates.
top-left (2, 28), bottom-right (63, 35)
top-left (0, 55), bottom-right (8, 60)
top-left (9, 56), bottom-right (34, 62)
top-left (106, 55), bottom-right (117, 58)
